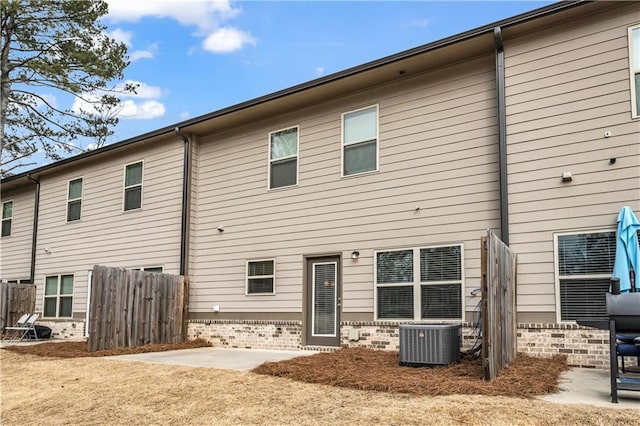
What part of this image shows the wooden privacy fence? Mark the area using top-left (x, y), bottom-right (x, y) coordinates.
top-left (481, 230), bottom-right (517, 380)
top-left (0, 282), bottom-right (36, 332)
top-left (88, 265), bottom-right (189, 352)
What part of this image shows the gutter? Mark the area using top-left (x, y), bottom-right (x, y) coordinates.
top-left (25, 173), bottom-right (40, 284)
top-left (175, 127), bottom-right (190, 276)
top-left (494, 27), bottom-right (509, 246)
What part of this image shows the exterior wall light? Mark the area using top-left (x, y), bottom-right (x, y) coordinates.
top-left (351, 250), bottom-right (360, 260)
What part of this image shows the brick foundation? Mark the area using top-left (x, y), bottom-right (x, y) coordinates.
top-left (37, 318), bottom-right (632, 370)
top-left (38, 319), bottom-right (86, 340)
top-left (188, 320), bottom-right (303, 350)
top-left (187, 320), bottom-right (630, 369)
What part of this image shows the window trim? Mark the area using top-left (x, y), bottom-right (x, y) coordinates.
top-left (245, 258), bottom-right (276, 296)
top-left (629, 23), bottom-right (640, 119)
top-left (374, 243), bottom-right (464, 321)
top-left (43, 274), bottom-right (74, 318)
top-left (66, 176), bottom-right (83, 222)
top-left (553, 228), bottom-right (615, 323)
top-left (1, 199), bottom-right (13, 237)
top-left (341, 104), bottom-right (379, 178)
top-left (122, 160), bottom-right (144, 212)
top-left (267, 125), bottom-right (300, 191)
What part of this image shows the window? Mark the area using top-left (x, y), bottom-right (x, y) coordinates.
top-left (132, 266), bottom-right (164, 273)
top-left (44, 275), bottom-right (73, 318)
top-left (375, 245), bottom-right (463, 320)
top-left (67, 178), bottom-right (83, 221)
top-left (342, 105), bottom-right (378, 176)
top-left (556, 231), bottom-right (616, 321)
top-left (1, 201), bottom-right (12, 237)
top-left (629, 24), bottom-right (640, 118)
top-left (269, 127), bottom-right (298, 189)
top-left (247, 260), bottom-right (275, 295)
top-left (123, 161), bottom-right (143, 211)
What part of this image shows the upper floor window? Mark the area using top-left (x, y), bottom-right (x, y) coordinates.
top-left (246, 259), bottom-right (275, 295)
top-left (44, 274), bottom-right (74, 318)
top-left (124, 161), bottom-right (143, 211)
top-left (630, 24), bottom-right (640, 118)
top-left (269, 127), bottom-right (298, 189)
top-left (555, 231), bottom-right (616, 321)
top-left (67, 178), bottom-right (83, 222)
top-left (342, 105), bottom-right (378, 176)
top-left (375, 244), bottom-right (463, 321)
top-left (1, 201), bottom-right (12, 237)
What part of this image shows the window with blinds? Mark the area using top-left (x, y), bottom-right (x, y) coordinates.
top-left (556, 231), bottom-right (616, 321)
top-left (375, 245), bottom-right (463, 320)
top-left (313, 262), bottom-right (336, 336)
top-left (246, 259), bottom-right (275, 295)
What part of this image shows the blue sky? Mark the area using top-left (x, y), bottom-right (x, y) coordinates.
top-left (35, 1), bottom-right (556, 166)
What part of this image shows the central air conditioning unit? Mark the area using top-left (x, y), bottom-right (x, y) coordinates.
top-left (399, 323), bottom-right (461, 366)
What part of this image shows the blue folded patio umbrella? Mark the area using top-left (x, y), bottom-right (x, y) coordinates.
top-left (612, 206), bottom-right (640, 293)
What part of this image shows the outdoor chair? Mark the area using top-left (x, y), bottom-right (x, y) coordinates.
top-left (616, 334), bottom-right (640, 373)
top-left (2, 313), bottom-right (30, 340)
top-left (2, 313), bottom-right (39, 342)
top-left (3, 313), bottom-right (32, 342)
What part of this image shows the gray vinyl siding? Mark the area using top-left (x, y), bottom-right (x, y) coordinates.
top-left (192, 55), bottom-right (499, 318)
top-left (33, 138), bottom-right (184, 316)
top-left (0, 188), bottom-right (35, 280)
top-left (505, 3), bottom-right (640, 316)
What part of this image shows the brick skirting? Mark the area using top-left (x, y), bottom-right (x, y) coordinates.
top-left (185, 320), bottom-right (633, 369)
top-left (38, 318), bottom-right (633, 369)
top-left (37, 319), bottom-right (85, 340)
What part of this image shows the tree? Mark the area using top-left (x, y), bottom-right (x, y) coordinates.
top-left (1, 0), bottom-right (136, 175)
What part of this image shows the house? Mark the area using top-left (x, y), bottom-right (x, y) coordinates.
top-left (1, 0), bottom-right (639, 367)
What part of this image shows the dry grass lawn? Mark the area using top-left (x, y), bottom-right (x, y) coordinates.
top-left (1, 348), bottom-right (638, 425)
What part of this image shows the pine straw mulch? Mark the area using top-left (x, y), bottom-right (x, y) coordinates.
top-left (1, 338), bottom-right (211, 358)
top-left (253, 348), bottom-right (569, 398)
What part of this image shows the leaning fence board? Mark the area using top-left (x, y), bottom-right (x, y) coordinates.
top-left (481, 231), bottom-right (518, 380)
top-left (0, 282), bottom-right (36, 332)
top-left (88, 265), bottom-right (188, 352)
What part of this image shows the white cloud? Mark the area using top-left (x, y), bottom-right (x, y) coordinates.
top-left (202, 27), bottom-right (255, 53)
top-left (179, 111), bottom-right (190, 120)
top-left (117, 80), bottom-right (164, 99)
top-left (107, 28), bottom-right (157, 62)
top-left (106, 0), bottom-right (254, 55)
top-left (130, 43), bottom-right (159, 62)
top-left (107, 28), bottom-right (133, 46)
top-left (106, 0), bottom-right (239, 33)
top-left (118, 100), bottom-right (166, 119)
top-left (314, 67), bottom-right (325, 77)
top-left (71, 81), bottom-right (166, 120)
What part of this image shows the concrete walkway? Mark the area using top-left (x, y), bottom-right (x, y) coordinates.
top-left (541, 368), bottom-right (639, 409)
top-left (107, 347), bottom-right (318, 371)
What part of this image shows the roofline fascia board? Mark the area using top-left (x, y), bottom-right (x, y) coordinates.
top-left (1, 0), bottom-right (587, 185)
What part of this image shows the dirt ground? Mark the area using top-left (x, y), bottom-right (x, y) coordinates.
top-left (1, 349), bottom-right (637, 425)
